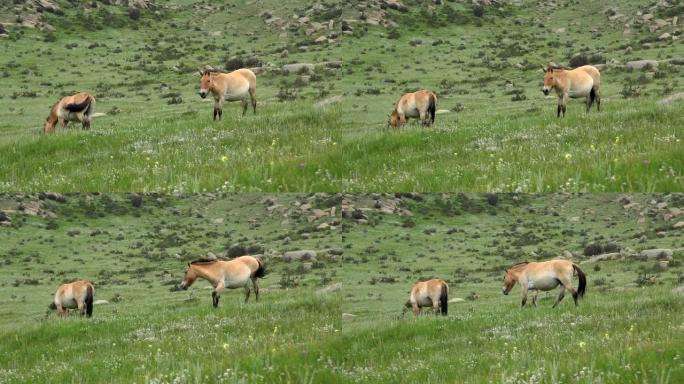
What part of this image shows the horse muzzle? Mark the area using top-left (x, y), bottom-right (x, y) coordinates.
top-left (542, 89), bottom-right (550, 96)
top-left (179, 282), bottom-right (188, 290)
top-left (502, 288), bottom-right (509, 295)
top-left (198, 92), bottom-right (207, 99)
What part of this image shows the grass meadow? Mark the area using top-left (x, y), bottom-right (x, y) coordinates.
top-left (1, 193), bottom-right (683, 382)
top-left (0, 0), bottom-right (683, 191)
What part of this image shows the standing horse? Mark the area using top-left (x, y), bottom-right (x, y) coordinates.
top-left (402, 278), bottom-right (448, 316)
top-left (388, 90), bottom-right (437, 128)
top-left (198, 68), bottom-right (257, 120)
top-left (54, 280), bottom-right (94, 318)
top-left (44, 92), bottom-right (96, 133)
top-left (179, 256), bottom-right (266, 308)
top-left (502, 260), bottom-right (586, 308)
top-left (542, 65), bottom-right (601, 117)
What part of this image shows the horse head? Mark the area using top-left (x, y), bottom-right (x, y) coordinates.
top-left (542, 66), bottom-right (555, 96)
top-left (388, 111), bottom-right (399, 128)
top-left (198, 70), bottom-right (212, 99)
top-left (502, 269), bottom-right (516, 295)
top-left (179, 263), bottom-right (198, 290)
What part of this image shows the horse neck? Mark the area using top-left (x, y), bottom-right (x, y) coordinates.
top-left (552, 71), bottom-right (567, 89)
top-left (191, 263), bottom-right (220, 284)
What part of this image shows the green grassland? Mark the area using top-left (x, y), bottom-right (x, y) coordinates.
top-left (1, 0), bottom-right (683, 191)
top-left (1, 193), bottom-right (683, 382)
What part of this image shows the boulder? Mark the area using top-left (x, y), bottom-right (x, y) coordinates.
top-left (448, 298), bottom-right (465, 303)
top-left (639, 249), bottom-right (673, 260)
top-left (37, 0), bottom-right (62, 14)
top-left (317, 282), bottom-right (342, 295)
top-left (382, 0), bottom-right (409, 12)
top-left (626, 60), bottom-right (658, 70)
top-left (658, 32), bottom-right (671, 40)
top-left (283, 250), bottom-right (317, 261)
top-left (282, 63), bottom-right (315, 74)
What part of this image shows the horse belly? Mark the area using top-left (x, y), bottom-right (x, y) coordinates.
top-left (568, 82), bottom-right (593, 98)
top-left (61, 297), bottom-right (78, 309)
top-left (224, 84), bottom-right (250, 101)
top-left (224, 277), bottom-right (247, 289)
top-left (415, 296), bottom-right (433, 307)
top-left (528, 276), bottom-right (559, 291)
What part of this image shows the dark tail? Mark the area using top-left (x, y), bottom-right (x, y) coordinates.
top-left (573, 264), bottom-right (586, 298)
top-left (65, 96), bottom-right (92, 113)
top-left (427, 93), bottom-right (436, 124)
top-left (588, 88), bottom-right (596, 109)
top-left (253, 257), bottom-right (266, 278)
top-left (85, 285), bottom-right (94, 318)
top-left (439, 281), bottom-right (448, 316)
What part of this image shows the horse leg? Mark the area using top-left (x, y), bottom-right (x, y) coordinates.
top-left (595, 87), bottom-right (601, 112)
top-left (241, 98), bottom-right (248, 116)
top-left (532, 292), bottom-right (538, 307)
top-left (56, 304), bottom-right (64, 318)
top-left (399, 114), bottom-right (407, 129)
top-left (419, 110), bottom-right (427, 127)
top-left (212, 283), bottom-right (225, 308)
top-left (251, 277), bottom-right (259, 302)
top-left (77, 299), bottom-right (86, 317)
top-left (412, 303), bottom-right (420, 316)
top-left (520, 285), bottom-right (529, 307)
top-left (249, 88), bottom-right (257, 114)
top-left (556, 97), bottom-right (562, 118)
top-left (552, 286), bottom-right (566, 308)
top-left (586, 95), bottom-right (592, 113)
top-left (244, 284), bottom-right (251, 303)
top-left (562, 94), bottom-right (568, 117)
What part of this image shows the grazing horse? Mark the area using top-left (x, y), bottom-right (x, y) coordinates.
top-left (402, 278), bottom-right (448, 316)
top-left (502, 260), bottom-right (586, 308)
top-left (179, 256), bottom-right (266, 308)
top-left (54, 280), bottom-right (94, 318)
top-left (542, 65), bottom-right (601, 117)
top-left (388, 90), bottom-right (437, 128)
top-left (198, 68), bottom-right (257, 120)
top-left (44, 92), bottom-right (96, 133)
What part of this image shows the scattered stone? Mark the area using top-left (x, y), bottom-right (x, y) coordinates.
top-left (673, 221), bottom-right (684, 229)
top-left (93, 300), bottom-right (109, 305)
top-left (449, 298), bottom-right (465, 303)
top-left (658, 32), bottom-right (671, 40)
top-left (314, 95), bottom-right (343, 108)
top-left (626, 60), bottom-right (658, 70)
top-left (283, 250), bottom-right (317, 261)
top-left (282, 63), bottom-right (315, 74)
top-left (639, 248), bottom-right (673, 260)
top-left (342, 312), bottom-right (355, 318)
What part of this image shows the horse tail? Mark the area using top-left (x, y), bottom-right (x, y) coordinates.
top-left (64, 95), bottom-right (92, 113)
top-left (428, 93), bottom-right (436, 124)
top-left (439, 281), bottom-right (448, 316)
top-left (84, 95), bottom-right (95, 118)
top-left (589, 87), bottom-right (596, 107)
top-left (573, 264), bottom-right (586, 298)
top-left (85, 284), bottom-right (94, 318)
top-left (253, 257), bottom-right (266, 278)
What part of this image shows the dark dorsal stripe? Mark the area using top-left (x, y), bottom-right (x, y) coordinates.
top-left (64, 97), bottom-right (91, 112)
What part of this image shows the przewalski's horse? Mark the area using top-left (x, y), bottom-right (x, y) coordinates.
top-left (44, 92), bottom-right (96, 133)
top-left (54, 280), bottom-right (94, 318)
top-left (198, 68), bottom-right (257, 120)
top-left (402, 278), bottom-right (448, 316)
top-left (179, 256), bottom-right (266, 308)
top-left (388, 90), bottom-right (437, 128)
top-left (542, 65), bottom-right (601, 117)
top-left (502, 260), bottom-right (586, 308)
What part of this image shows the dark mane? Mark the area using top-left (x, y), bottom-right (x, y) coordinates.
top-left (202, 68), bottom-right (226, 76)
top-left (509, 261), bottom-right (529, 269)
top-left (189, 258), bottom-right (219, 265)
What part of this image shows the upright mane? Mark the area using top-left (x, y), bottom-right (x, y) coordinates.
top-left (189, 258), bottom-right (219, 265)
top-left (508, 261), bottom-right (529, 270)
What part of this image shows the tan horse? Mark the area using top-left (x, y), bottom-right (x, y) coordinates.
top-left (542, 65), bottom-right (600, 117)
top-left (402, 278), bottom-right (448, 316)
top-left (179, 256), bottom-right (266, 308)
top-left (502, 260), bottom-right (586, 308)
top-left (198, 68), bottom-right (257, 120)
top-left (388, 90), bottom-right (437, 128)
top-left (44, 92), bottom-right (96, 133)
top-left (54, 280), bottom-right (94, 318)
